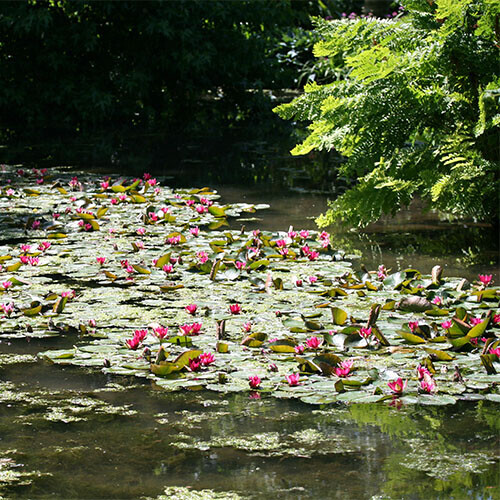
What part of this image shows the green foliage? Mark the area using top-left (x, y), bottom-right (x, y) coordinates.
top-left (275, 0), bottom-right (500, 227)
top-left (0, 0), bottom-right (322, 138)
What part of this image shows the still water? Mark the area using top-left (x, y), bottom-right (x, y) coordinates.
top-left (0, 135), bottom-right (498, 498)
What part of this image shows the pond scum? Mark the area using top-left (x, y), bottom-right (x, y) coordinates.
top-left (0, 165), bottom-right (499, 407)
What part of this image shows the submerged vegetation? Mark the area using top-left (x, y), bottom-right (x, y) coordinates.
top-left (0, 165), bottom-right (498, 407)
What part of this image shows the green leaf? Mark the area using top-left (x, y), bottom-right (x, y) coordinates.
top-left (331, 307), bottom-right (348, 325)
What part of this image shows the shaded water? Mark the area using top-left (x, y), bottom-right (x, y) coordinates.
top-left (0, 357), bottom-right (498, 499)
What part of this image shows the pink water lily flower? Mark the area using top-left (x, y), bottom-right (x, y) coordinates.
top-left (308, 275), bottom-right (318, 284)
top-left (308, 251), bottom-right (320, 261)
top-left (242, 322), bottom-right (252, 332)
top-left (20, 244), bottom-right (31, 254)
top-left (38, 241), bottom-right (51, 252)
top-left (1, 303), bottom-right (14, 317)
top-left (268, 363), bottom-right (278, 372)
top-left (493, 314), bottom-right (500, 325)
top-left (489, 347), bottom-right (500, 357)
top-left (162, 264), bottom-right (174, 274)
top-left (197, 251), bottom-right (208, 264)
top-left (248, 376), bottom-right (261, 389)
top-left (190, 226), bottom-right (200, 236)
top-left (200, 352), bottom-right (215, 366)
top-left (306, 336), bottom-right (322, 349)
top-left (96, 257), bottom-right (106, 265)
top-left (479, 274), bottom-right (492, 286)
top-left (185, 304), bottom-right (197, 315)
top-left (153, 326), bottom-right (169, 340)
top-left (126, 329), bottom-right (148, 350)
top-left (416, 365), bottom-right (431, 380)
top-left (229, 303), bottom-right (242, 315)
top-left (359, 327), bottom-right (372, 338)
top-left (299, 230), bottom-right (309, 239)
top-left (408, 321), bottom-right (419, 333)
top-left (179, 323), bottom-right (202, 336)
top-left (189, 357), bottom-right (201, 372)
top-left (419, 373), bottom-right (436, 393)
top-left (388, 378), bottom-right (407, 395)
top-left (286, 373), bottom-right (300, 386)
top-left (335, 359), bottom-right (354, 378)
top-left (294, 344), bottom-right (305, 355)
top-left (469, 317), bottom-right (482, 326)
top-left (432, 296), bottom-right (443, 306)
top-left (441, 320), bottom-right (452, 330)
top-left (136, 227), bottom-right (146, 236)
top-left (2, 281), bottom-right (12, 290)
top-left (295, 279), bottom-right (303, 287)
top-left (235, 261), bottom-right (246, 270)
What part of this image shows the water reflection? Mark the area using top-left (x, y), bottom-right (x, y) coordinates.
top-left (0, 361), bottom-right (498, 499)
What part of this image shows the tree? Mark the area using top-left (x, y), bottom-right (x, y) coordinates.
top-left (274, 0), bottom-right (499, 227)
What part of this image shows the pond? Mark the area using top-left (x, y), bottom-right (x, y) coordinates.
top-left (0, 141), bottom-right (498, 499)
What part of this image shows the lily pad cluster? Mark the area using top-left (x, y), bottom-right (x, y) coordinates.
top-left (1, 165), bottom-right (499, 406)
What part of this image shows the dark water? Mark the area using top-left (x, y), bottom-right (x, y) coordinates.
top-left (0, 359), bottom-right (499, 499)
top-left (0, 133), bottom-right (498, 498)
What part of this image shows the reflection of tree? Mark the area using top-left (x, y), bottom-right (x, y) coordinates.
top-left (345, 403), bottom-right (500, 499)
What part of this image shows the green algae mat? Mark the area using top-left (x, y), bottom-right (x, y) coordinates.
top-left (1, 165), bottom-right (499, 406)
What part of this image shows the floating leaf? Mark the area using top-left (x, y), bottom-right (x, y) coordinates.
top-left (208, 206), bottom-right (227, 217)
top-left (397, 331), bottom-right (426, 344)
top-left (424, 348), bottom-right (455, 361)
top-left (47, 233), bottom-right (67, 239)
top-left (331, 307), bottom-right (348, 325)
top-left (241, 332), bottom-right (267, 347)
top-left (269, 339), bottom-right (297, 353)
top-left (132, 264), bottom-right (151, 274)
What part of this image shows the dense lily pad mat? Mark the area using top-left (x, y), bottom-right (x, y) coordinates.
top-left (0, 165), bottom-right (499, 406)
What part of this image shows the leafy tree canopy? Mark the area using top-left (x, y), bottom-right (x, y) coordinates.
top-left (275, 0), bottom-right (500, 227)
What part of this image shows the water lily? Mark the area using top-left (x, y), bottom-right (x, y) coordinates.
top-left (408, 321), bottom-right (419, 333)
top-left (416, 365), bottom-right (431, 380)
top-left (20, 244), bottom-right (31, 254)
top-left (294, 344), bottom-right (305, 355)
top-left (179, 322), bottom-right (202, 336)
top-left (431, 296), bottom-right (443, 306)
top-left (185, 304), bottom-right (197, 315)
top-left (189, 226), bottom-right (200, 236)
top-left (136, 227), bottom-right (146, 235)
top-left (308, 250), bottom-right (320, 261)
top-left (229, 303), bottom-right (241, 315)
top-left (126, 329), bottom-right (147, 350)
top-left (359, 327), bottom-right (372, 339)
top-left (1, 303), bottom-right (14, 317)
top-left (200, 352), bottom-right (215, 366)
top-left (2, 281), bottom-right (12, 290)
top-left (388, 378), bottom-right (407, 395)
top-left (188, 357), bottom-right (201, 372)
top-left (306, 336), bottom-right (322, 349)
top-left (299, 230), bottom-right (309, 239)
top-left (493, 314), bottom-right (500, 325)
top-left (489, 347), bottom-right (500, 357)
top-left (286, 373), bottom-right (300, 386)
top-left (248, 376), bottom-right (261, 389)
top-left (335, 359), bottom-right (354, 378)
top-left (153, 326), bottom-right (169, 343)
top-left (38, 241), bottom-right (51, 252)
top-left (197, 251), bottom-right (208, 264)
top-left (268, 363), bottom-right (278, 372)
top-left (441, 320), bottom-right (452, 330)
top-left (469, 317), bottom-right (482, 326)
top-left (196, 205), bottom-right (207, 214)
top-left (162, 264), bottom-right (174, 274)
top-left (308, 275), bottom-right (318, 284)
top-left (235, 261), bottom-right (246, 270)
top-left (419, 373), bottom-right (436, 393)
top-left (31, 220), bottom-right (41, 230)
top-left (96, 257), bottom-right (106, 265)
top-left (88, 319), bottom-right (97, 327)
top-left (242, 322), bottom-right (252, 332)
top-left (479, 274), bottom-right (492, 287)
top-left (295, 279), bottom-right (303, 287)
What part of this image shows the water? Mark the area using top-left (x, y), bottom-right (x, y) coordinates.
top-left (0, 134), bottom-right (498, 498)
top-left (0, 359), bottom-right (498, 499)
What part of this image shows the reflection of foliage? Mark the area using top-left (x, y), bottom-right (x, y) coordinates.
top-left (275, 1), bottom-right (500, 226)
